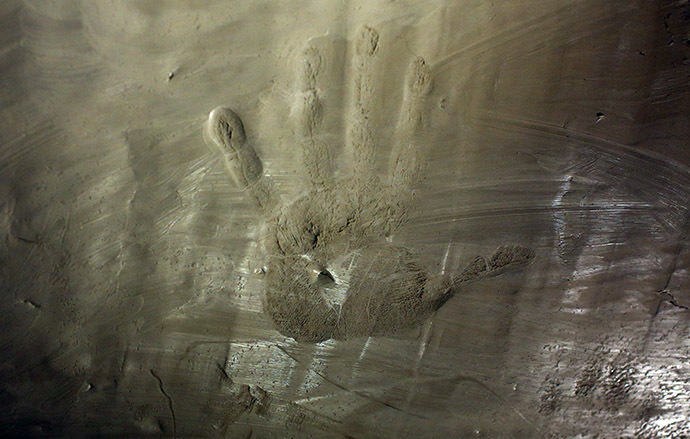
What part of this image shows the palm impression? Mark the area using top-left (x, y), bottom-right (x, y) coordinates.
top-left (204, 26), bottom-right (534, 342)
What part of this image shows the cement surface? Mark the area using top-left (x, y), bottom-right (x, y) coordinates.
top-left (1, 1), bottom-right (689, 437)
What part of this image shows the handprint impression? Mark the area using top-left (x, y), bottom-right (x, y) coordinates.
top-left (204, 26), bottom-right (534, 342)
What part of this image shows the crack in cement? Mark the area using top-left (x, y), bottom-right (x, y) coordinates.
top-left (652, 214), bottom-right (689, 316)
top-left (150, 369), bottom-right (177, 438)
top-left (659, 290), bottom-right (690, 312)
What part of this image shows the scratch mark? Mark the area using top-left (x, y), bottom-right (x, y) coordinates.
top-left (446, 375), bottom-right (544, 438)
top-left (432, 1), bottom-right (626, 76)
top-left (288, 401), bottom-right (343, 425)
top-left (440, 241), bottom-right (452, 275)
top-left (478, 111), bottom-right (690, 199)
top-left (179, 339), bottom-right (273, 364)
top-left (119, 347), bottom-right (128, 374)
top-left (217, 362), bottom-right (234, 385)
top-left (275, 345), bottom-right (427, 420)
top-left (356, 336), bottom-right (372, 364)
top-left (416, 319), bottom-right (434, 365)
top-left (150, 369), bottom-right (177, 438)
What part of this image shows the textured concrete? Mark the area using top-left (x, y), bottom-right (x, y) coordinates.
top-left (0, 1), bottom-right (688, 437)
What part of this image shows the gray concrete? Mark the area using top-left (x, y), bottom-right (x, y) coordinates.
top-left (0, 1), bottom-right (688, 437)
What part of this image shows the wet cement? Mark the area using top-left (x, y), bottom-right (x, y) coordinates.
top-left (1, 0), bottom-right (689, 437)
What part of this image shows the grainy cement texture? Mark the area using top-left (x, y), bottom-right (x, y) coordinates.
top-left (0, 1), bottom-right (689, 438)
